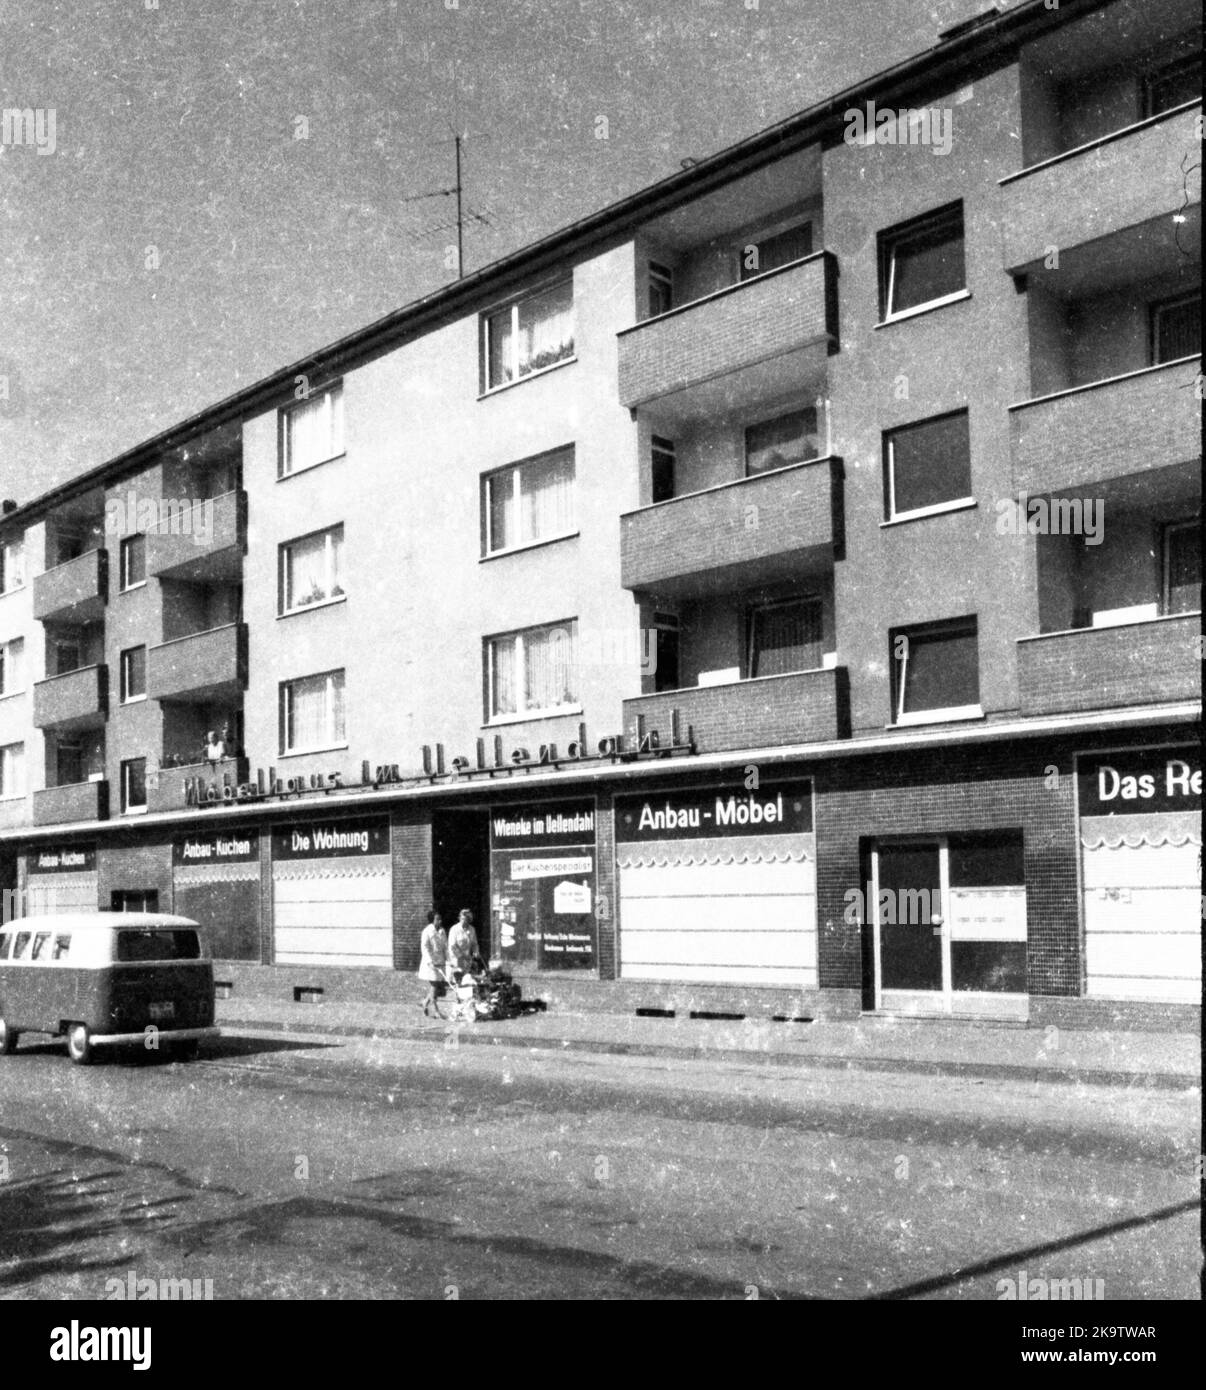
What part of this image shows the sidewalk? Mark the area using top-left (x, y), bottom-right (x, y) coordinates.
top-left (215, 996), bottom-right (1202, 1090)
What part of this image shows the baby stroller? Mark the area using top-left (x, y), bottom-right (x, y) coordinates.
top-left (443, 961), bottom-right (522, 1023)
top-left (443, 965), bottom-right (484, 1024)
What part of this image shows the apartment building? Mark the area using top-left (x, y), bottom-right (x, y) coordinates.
top-left (0, 0), bottom-right (1199, 1027)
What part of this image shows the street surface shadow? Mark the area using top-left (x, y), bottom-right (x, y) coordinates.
top-left (0, 1168), bottom-right (144, 1288)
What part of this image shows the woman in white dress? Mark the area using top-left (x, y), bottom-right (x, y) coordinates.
top-left (417, 910), bottom-right (448, 1018)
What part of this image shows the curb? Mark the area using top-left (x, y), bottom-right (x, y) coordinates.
top-left (215, 1013), bottom-right (1202, 1091)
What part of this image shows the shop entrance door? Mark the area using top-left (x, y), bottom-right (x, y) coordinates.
top-left (872, 840), bottom-right (945, 1013)
top-left (431, 810), bottom-right (490, 959)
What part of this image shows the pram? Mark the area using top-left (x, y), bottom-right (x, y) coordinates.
top-left (442, 961), bottom-right (522, 1023)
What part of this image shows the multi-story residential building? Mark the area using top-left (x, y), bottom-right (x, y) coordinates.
top-left (0, 0), bottom-right (1199, 1027)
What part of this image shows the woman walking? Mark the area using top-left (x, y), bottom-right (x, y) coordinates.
top-left (417, 909), bottom-right (448, 1018)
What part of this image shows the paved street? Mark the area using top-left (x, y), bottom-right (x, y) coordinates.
top-left (0, 1028), bottom-right (1199, 1300)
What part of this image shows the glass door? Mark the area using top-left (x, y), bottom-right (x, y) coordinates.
top-left (872, 840), bottom-right (946, 1013)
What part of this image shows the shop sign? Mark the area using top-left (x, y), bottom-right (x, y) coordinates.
top-left (510, 856), bottom-right (594, 880)
top-left (491, 802), bottom-right (596, 849)
top-left (172, 832), bottom-right (259, 866)
top-left (30, 844), bottom-right (96, 873)
top-left (615, 783), bottom-right (813, 841)
top-left (1078, 748), bottom-right (1201, 817)
top-left (271, 818), bottom-right (390, 860)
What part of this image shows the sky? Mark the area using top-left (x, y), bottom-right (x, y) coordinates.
top-left (0, 0), bottom-right (994, 501)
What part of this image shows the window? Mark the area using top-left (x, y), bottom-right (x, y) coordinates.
top-left (483, 448), bottom-right (575, 554)
top-left (280, 525), bottom-right (345, 613)
top-left (52, 934), bottom-right (72, 961)
top-left (0, 742), bottom-right (24, 799)
top-left (486, 620), bottom-right (578, 721)
top-left (56, 740), bottom-right (83, 786)
top-left (1143, 53), bottom-right (1202, 118)
top-left (1150, 293), bottom-right (1201, 365)
top-left (121, 757), bottom-right (148, 813)
top-left (748, 598), bottom-right (823, 678)
top-left (0, 636), bottom-right (24, 696)
top-left (280, 382), bottom-right (345, 477)
top-left (883, 410), bottom-right (972, 519)
top-left (117, 928), bottom-right (200, 961)
top-left (111, 890), bottom-right (160, 914)
top-left (13, 931), bottom-right (31, 959)
top-left (483, 280), bottom-right (574, 390)
top-left (53, 639), bottom-right (82, 676)
top-left (120, 645), bottom-right (147, 702)
top-left (648, 262), bottom-right (674, 318)
top-left (56, 529), bottom-right (86, 565)
top-left (745, 409), bottom-right (820, 477)
top-left (0, 935), bottom-right (9, 960)
top-left (280, 669), bottom-right (346, 753)
top-left (891, 617), bottom-right (980, 723)
top-left (739, 221), bottom-right (813, 281)
top-left (119, 534), bottom-right (146, 590)
top-left (650, 610), bottom-right (680, 692)
top-left (0, 538), bottom-right (24, 593)
top-left (879, 203), bottom-right (966, 320)
top-left (651, 437), bottom-right (677, 504)
top-left (1162, 521), bottom-right (1201, 615)
top-left (31, 931), bottom-right (50, 961)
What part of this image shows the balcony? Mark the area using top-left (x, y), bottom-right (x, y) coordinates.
top-left (1009, 358), bottom-right (1202, 495)
top-left (33, 779), bottom-right (109, 826)
top-left (621, 457), bottom-right (843, 596)
top-left (148, 623), bottom-right (247, 703)
top-left (148, 756), bottom-right (249, 814)
top-left (32, 548), bottom-right (108, 624)
top-left (32, 664), bottom-right (108, 731)
top-left (1017, 614), bottom-right (1201, 716)
top-left (146, 490), bottom-right (246, 583)
top-left (1000, 103), bottom-right (1201, 271)
top-left (617, 252), bottom-right (839, 421)
top-left (623, 667), bottom-right (850, 754)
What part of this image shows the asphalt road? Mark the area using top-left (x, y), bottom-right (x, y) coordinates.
top-left (0, 1028), bottom-right (1199, 1300)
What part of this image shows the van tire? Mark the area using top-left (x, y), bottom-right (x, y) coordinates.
top-left (0, 1018), bottom-right (16, 1055)
top-left (174, 1040), bottom-right (200, 1062)
top-left (66, 1023), bottom-right (94, 1066)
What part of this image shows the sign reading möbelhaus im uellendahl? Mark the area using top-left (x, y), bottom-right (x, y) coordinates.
top-left (176, 715), bottom-right (696, 810)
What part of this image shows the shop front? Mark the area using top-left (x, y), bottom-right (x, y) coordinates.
top-left (490, 800), bottom-right (597, 971)
top-left (25, 843), bottom-right (98, 915)
top-left (615, 782), bottom-right (817, 989)
top-left (173, 828), bottom-right (261, 960)
top-left (1077, 744), bottom-right (1201, 1003)
top-left (271, 816), bottom-right (392, 967)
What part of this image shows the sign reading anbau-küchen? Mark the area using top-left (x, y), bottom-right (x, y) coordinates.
top-left (615, 783), bottom-right (812, 841)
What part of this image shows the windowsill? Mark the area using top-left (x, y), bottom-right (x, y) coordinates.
top-left (278, 451), bottom-right (347, 482)
top-left (120, 581), bottom-right (147, 594)
top-left (277, 595), bottom-right (348, 620)
top-left (480, 532), bottom-right (580, 562)
top-left (876, 290), bottom-right (971, 328)
top-left (0, 792), bottom-right (26, 803)
top-left (0, 688), bottom-right (25, 702)
top-left (881, 498), bottom-right (977, 527)
top-left (483, 706), bottom-right (584, 729)
top-left (121, 695), bottom-right (148, 705)
top-left (477, 355), bottom-right (577, 400)
top-left (122, 805), bottom-right (149, 816)
top-left (891, 705), bottom-right (984, 728)
top-left (277, 743), bottom-right (349, 760)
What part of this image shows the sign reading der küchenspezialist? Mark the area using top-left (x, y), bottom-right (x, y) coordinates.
top-left (1078, 748), bottom-right (1201, 817)
top-left (615, 783), bottom-right (812, 840)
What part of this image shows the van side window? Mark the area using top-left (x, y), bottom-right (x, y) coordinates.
top-left (52, 934), bottom-right (72, 961)
top-left (13, 931), bottom-right (32, 959)
top-left (31, 932), bottom-right (51, 961)
top-left (0, 933), bottom-right (10, 959)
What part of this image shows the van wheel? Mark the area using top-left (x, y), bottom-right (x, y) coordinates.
top-left (0, 1018), bottom-right (16, 1055)
top-left (174, 1040), bottom-right (200, 1062)
top-left (66, 1024), bottom-right (94, 1066)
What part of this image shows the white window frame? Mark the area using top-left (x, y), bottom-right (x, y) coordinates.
top-left (279, 524), bottom-right (346, 615)
top-left (482, 449), bottom-right (576, 556)
top-left (893, 619), bottom-right (982, 726)
top-left (120, 645), bottom-right (147, 703)
top-left (880, 204), bottom-right (966, 322)
top-left (0, 636), bottom-right (24, 698)
top-left (119, 533), bottom-right (146, 591)
top-left (883, 410), bottom-right (974, 522)
top-left (485, 620), bottom-right (580, 725)
top-left (0, 741), bottom-right (25, 800)
top-left (0, 538), bottom-right (25, 594)
top-left (481, 280), bottom-right (575, 392)
top-left (279, 669), bottom-right (347, 755)
top-left (279, 381), bottom-right (345, 479)
top-left (121, 756), bottom-right (148, 815)
top-left (647, 261), bottom-right (674, 318)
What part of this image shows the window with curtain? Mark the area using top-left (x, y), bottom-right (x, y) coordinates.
top-left (483, 281), bottom-right (574, 390)
top-left (745, 409), bottom-right (820, 477)
top-left (280, 525), bottom-right (345, 612)
top-left (739, 221), bottom-right (813, 281)
top-left (487, 621), bottom-right (577, 720)
top-left (1163, 521), bottom-right (1201, 615)
top-left (879, 203), bottom-right (965, 319)
top-left (484, 449), bottom-right (575, 553)
top-left (280, 670), bottom-right (346, 752)
top-left (0, 637), bottom-right (23, 696)
top-left (1150, 294), bottom-right (1201, 365)
top-left (748, 598), bottom-right (823, 677)
top-left (892, 617), bottom-right (980, 722)
top-left (280, 382), bottom-right (345, 476)
top-left (0, 539), bottom-right (24, 594)
top-left (0, 742), bottom-right (24, 799)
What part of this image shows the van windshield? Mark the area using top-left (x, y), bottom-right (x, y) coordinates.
top-left (115, 930), bottom-right (202, 962)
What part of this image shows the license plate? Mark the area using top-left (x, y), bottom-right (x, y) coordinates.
top-left (148, 1002), bottom-right (175, 1022)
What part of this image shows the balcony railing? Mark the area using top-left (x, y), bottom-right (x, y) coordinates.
top-left (1017, 614), bottom-right (1201, 716)
top-left (146, 489), bottom-right (246, 581)
top-left (148, 756), bottom-right (249, 814)
top-left (32, 664), bottom-right (108, 730)
top-left (32, 548), bottom-right (107, 624)
top-left (1009, 358), bottom-right (1202, 495)
top-left (147, 622), bottom-right (247, 702)
top-left (623, 666), bottom-right (850, 754)
top-left (33, 779), bottom-right (109, 826)
top-left (1000, 103), bottom-right (1201, 270)
top-left (621, 456), bottom-right (843, 594)
top-left (617, 251), bottom-right (839, 414)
